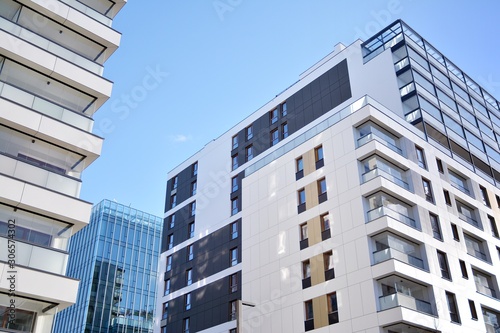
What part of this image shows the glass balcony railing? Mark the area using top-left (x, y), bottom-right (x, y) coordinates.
top-left (0, 16), bottom-right (103, 75)
top-left (373, 247), bottom-right (424, 269)
top-left (59, 0), bottom-right (113, 26)
top-left (379, 292), bottom-right (433, 315)
top-left (111, 317), bottom-right (153, 330)
top-left (362, 167), bottom-right (409, 190)
top-left (0, 237), bottom-right (68, 275)
top-left (367, 206), bottom-right (416, 228)
top-left (357, 133), bottom-right (403, 155)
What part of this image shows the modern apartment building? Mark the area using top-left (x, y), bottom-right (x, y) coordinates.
top-left (0, 1), bottom-right (124, 332)
top-left (156, 20), bottom-right (500, 333)
top-left (53, 200), bottom-right (162, 333)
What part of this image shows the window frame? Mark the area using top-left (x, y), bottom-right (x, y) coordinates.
top-left (245, 125), bottom-right (253, 141)
top-left (230, 247), bottom-right (238, 266)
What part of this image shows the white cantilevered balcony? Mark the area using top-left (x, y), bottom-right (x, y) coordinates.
top-left (372, 232), bottom-right (425, 270)
top-left (378, 276), bottom-right (434, 316)
top-left (366, 192), bottom-right (417, 228)
top-left (361, 155), bottom-right (409, 190)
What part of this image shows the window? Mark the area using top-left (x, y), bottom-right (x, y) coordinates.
top-left (246, 125), bottom-right (253, 140)
top-left (230, 247), bottom-right (238, 266)
top-left (164, 279), bottom-right (171, 295)
top-left (170, 194), bottom-right (177, 208)
top-left (232, 135), bottom-right (238, 149)
top-left (192, 162), bottom-right (198, 176)
top-left (166, 255), bottom-right (172, 271)
top-left (464, 234), bottom-right (488, 261)
top-left (436, 158), bottom-right (444, 173)
top-left (496, 194), bottom-right (500, 207)
top-left (468, 299), bottom-right (478, 320)
top-left (415, 146), bottom-right (426, 169)
top-left (231, 197), bottom-right (239, 215)
top-left (270, 108), bottom-right (278, 124)
top-left (281, 102), bottom-right (287, 116)
top-left (304, 300), bottom-right (314, 331)
top-left (315, 145), bottom-right (324, 169)
top-left (185, 293), bottom-right (191, 310)
top-left (422, 178), bottom-right (434, 203)
top-left (172, 176), bottom-right (178, 190)
top-left (231, 176), bottom-right (238, 192)
top-left (446, 292), bottom-right (460, 323)
top-left (270, 128), bottom-right (279, 146)
top-left (188, 222), bottom-right (195, 239)
top-left (489, 215), bottom-right (499, 238)
top-left (429, 213), bottom-right (442, 240)
top-left (451, 223), bottom-right (460, 241)
top-left (324, 251), bottom-right (335, 281)
top-left (183, 318), bottom-right (190, 333)
top-left (169, 214), bottom-right (175, 229)
top-left (457, 200), bottom-right (479, 228)
top-left (321, 213), bottom-right (330, 232)
top-left (230, 273), bottom-right (238, 293)
top-left (296, 157), bottom-right (304, 180)
top-left (443, 189), bottom-right (451, 205)
top-left (191, 181), bottom-right (197, 196)
top-left (472, 269), bottom-right (496, 298)
top-left (167, 234), bottom-right (174, 250)
top-left (480, 186), bottom-right (490, 206)
top-left (230, 221), bottom-right (238, 239)
top-left (327, 292), bottom-right (339, 325)
top-left (299, 223), bottom-right (308, 249)
top-left (459, 259), bottom-right (468, 279)
top-left (161, 326), bottom-right (167, 333)
top-left (302, 259), bottom-right (311, 280)
top-left (245, 145), bottom-right (253, 161)
top-left (449, 170), bottom-right (469, 195)
top-left (318, 178), bottom-right (327, 203)
top-left (162, 302), bottom-right (169, 320)
top-left (232, 154), bottom-right (238, 170)
top-left (298, 188), bottom-right (306, 213)
top-left (187, 244), bottom-right (194, 261)
top-left (437, 250), bottom-right (451, 280)
top-left (229, 300), bottom-right (237, 320)
top-left (186, 269), bottom-right (192, 286)
top-left (230, 329), bottom-right (237, 333)
top-left (282, 122), bottom-right (288, 139)
top-left (190, 202), bottom-right (196, 217)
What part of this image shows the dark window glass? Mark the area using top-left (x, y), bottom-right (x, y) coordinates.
top-left (416, 146), bottom-right (426, 169)
top-left (446, 292), bottom-right (460, 323)
top-left (436, 158), bottom-right (444, 173)
top-left (430, 213), bottom-right (442, 240)
top-left (437, 250), bottom-right (451, 280)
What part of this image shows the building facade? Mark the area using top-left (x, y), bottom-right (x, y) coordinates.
top-left (156, 20), bottom-right (500, 333)
top-left (0, 1), bottom-right (125, 332)
top-left (53, 199), bottom-right (162, 333)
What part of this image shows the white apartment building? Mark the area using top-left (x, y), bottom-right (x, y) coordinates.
top-left (0, 0), bottom-right (124, 331)
top-left (157, 20), bottom-right (500, 333)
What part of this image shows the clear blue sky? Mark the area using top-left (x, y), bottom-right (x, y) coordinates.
top-left (80, 0), bottom-right (500, 217)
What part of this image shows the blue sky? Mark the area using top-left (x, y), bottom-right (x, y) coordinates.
top-left (80, 0), bottom-right (500, 217)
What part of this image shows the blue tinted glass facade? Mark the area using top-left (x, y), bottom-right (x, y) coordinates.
top-left (53, 200), bottom-right (162, 333)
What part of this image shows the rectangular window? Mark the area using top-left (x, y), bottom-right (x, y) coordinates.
top-left (188, 222), bottom-right (195, 238)
top-left (170, 194), bottom-right (177, 208)
top-left (166, 255), bottom-right (172, 271)
top-left (451, 223), bottom-right (460, 241)
top-left (422, 178), bottom-right (434, 203)
top-left (270, 108), bottom-right (278, 124)
top-left (230, 247), bottom-right (238, 266)
top-left (468, 299), bottom-right (478, 320)
top-left (446, 292), bottom-right (460, 324)
top-left (190, 202), bottom-right (196, 217)
top-left (327, 292), bottom-right (339, 325)
top-left (161, 327), bottom-right (167, 333)
top-left (302, 260), bottom-right (311, 279)
top-left (164, 279), bottom-right (171, 295)
top-left (318, 178), bottom-right (327, 203)
top-left (281, 101), bottom-right (287, 116)
top-left (324, 251), bottom-right (335, 281)
top-left (464, 233), bottom-right (488, 261)
top-left (480, 186), bottom-right (490, 207)
top-left (232, 154), bottom-right (238, 170)
top-left (162, 302), bottom-right (169, 320)
top-left (191, 181), bottom-right (197, 196)
top-left (231, 197), bottom-right (239, 215)
top-left (172, 176), bottom-right (178, 189)
top-left (436, 158), bottom-right (444, 173)
top-left (167, 234), bottom-right (174, 250)
top-left (185, 293), bottom-right (192, 310)
top-left (186, 269), bottom-right (192, 286)
top-left (183, 318), bottom-right (190, 333)
top-left (443, 189), bottom-right (451, 205)
top-left (296, 157), bottom-right (304, 180)
top-left (271, 128), bottom-right (279, 146)
top-left (231, 221), bottom-right (238, 239)
top-left (169, 214), bottom-right (175, 229)
top-left (298, 188), bottom-right (306, 213)
top-left (304, 300), bottom-right (314, 329)
top-left (321, 213), bottom-right (330, 232)
top-left (416, 146), bottom-right (426, 169)
top-left (229, 300), bottom-right (237, 320)
top-left (315, 145), bottom-right (324, 169)
top-left (231, 176), bottom-right (238, 192)
top-left (282, 122), bottom-right (288, 139)
top-left (187, 244), bottom-right (194, 261)
top-left (192, 162), bottom-right (198, 176)
top-left (245, 145), bottom-right (253, 161)
top-left (489, 215), bottom-right (500, 238)
top-left (437, 250), bottom-right (451, 280)
top-left (449, 170), bottom-right (469, 195)
top-left (429, 213), bottom-right (442, 240)
top-left (246, 125), bottom-right (253, 140)
top-left (459, 259), bottom-right (468, 279)
top-left (232, 135), bottom-right (238, 149)
top-left (496, 194), bottom-right (500, 207)
top-left (230, 273), bottom-right (238, 293)
top-left (300, 223), bottom-right (308, 241)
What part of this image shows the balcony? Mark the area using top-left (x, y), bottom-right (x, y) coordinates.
top-left (373, 247), bottom-right (424, 270)
top-left (378, 276), bottom-right (434, 316)
top-left (367, 206), bottom-right (416, 228)
top-left (379, 292), bottom-right (433, 315)
top-left (59, 0), bottom-right (113, 26)
top-left (357, 132), bottom-right (403, 155)
top-left (362, 167), bottom-right (409, 190)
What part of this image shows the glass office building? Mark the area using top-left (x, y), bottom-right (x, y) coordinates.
top-left (54, 200), bottom-right (162, 333)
